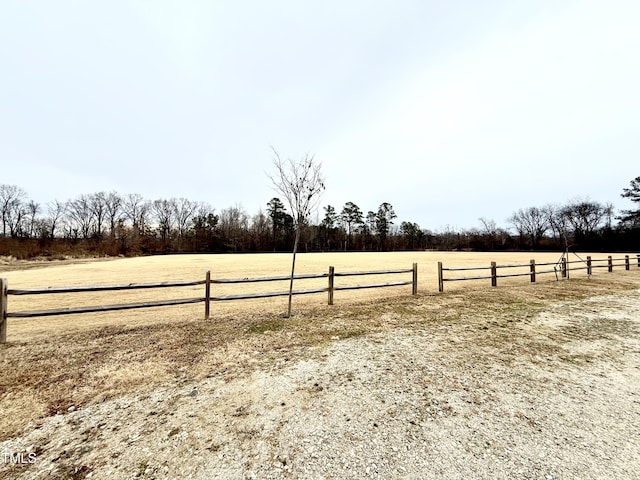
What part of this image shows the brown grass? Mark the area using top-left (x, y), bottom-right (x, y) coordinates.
top-left (2, 251), bottom-right (635, 341)
top-left (1, 252), bottom-right (639, 442)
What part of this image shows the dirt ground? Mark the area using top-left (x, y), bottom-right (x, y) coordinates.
top-left (0, 258), bottom-right (639, 479)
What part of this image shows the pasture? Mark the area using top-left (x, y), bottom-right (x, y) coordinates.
top-left (1, 252), bottom-right (639, 479)
top-left (0, 251), bottom-right (633, 342)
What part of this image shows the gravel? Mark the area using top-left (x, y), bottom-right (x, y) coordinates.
top-left (1, 288), bottom-right (639, 480)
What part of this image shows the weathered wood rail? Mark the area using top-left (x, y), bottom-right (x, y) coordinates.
top-left (0, 263), bottom-right (418, 343)
top-left (437, 254), bottom-right (639, 292)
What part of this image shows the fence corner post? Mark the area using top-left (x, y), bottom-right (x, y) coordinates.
top-left (491, 261), bottom-right (497, 287)
top-left (412, 263), bottom-right (418, 296)
top-left (328, 266), bottom-right (335, 305)
top-left (625, 255), bottom-right (630, 271)
top-left (437, 262), bottom-right (444, 293)
top-left (530, 259), bottom-right (536, 283)
top-left (587, 256), bottom-right (592, 276)
top-left (0, 278), bottom-right (7, 344)
top-left (608, 255), bottom-right (613, 273)
top-left (204, 270), bottom-right (211, 320)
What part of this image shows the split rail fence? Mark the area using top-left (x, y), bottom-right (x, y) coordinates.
top-left (438, 254), bottom-right (640, 292)
top-left (0, 263), bottom-right (418, 343)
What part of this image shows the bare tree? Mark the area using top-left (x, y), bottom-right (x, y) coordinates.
top-left (90, 192), bottom-right (107, 239)
top-left (268, 149), bottom-right (325, 317)
top-left (561, 199), bottom-right (609, 238)
top-left (0, 184), bottom-right (26, 237)
top-left (123, 193), bottom-right (149, 233)
top-left (46, 200), bottom-right (66, 238)
top-left (104, 191), bottom-right (123, 239)
top-left (6, 199), bottom-right (27, 237)
top-left (219, 205), bottom-right (249, 252)
top-left (151, 199), bottom-right (176, 243)
top-left (174, 198), bottom-right (198, 241)
top-left (250, 209), bottom-right (271, 251)
top-left (478, 217), bottom-right (498, 250)
top-left (508, 207), bottom-right (549, 248)
top-left (543, 204), bottom-right (566, 244)
top-left (66, 195), bottom-right (94, 239)
top-left (25, 200), bottom-right (40, 238)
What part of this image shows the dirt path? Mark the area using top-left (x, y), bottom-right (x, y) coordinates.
top-left (1, 283), bottom-right (639, 479)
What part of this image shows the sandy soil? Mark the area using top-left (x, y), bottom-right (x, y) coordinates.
top-left (1, 265), bottom-right (639, 479)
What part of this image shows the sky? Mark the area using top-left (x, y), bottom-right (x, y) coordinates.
top-left (1, 0), bottom-right (639, 232)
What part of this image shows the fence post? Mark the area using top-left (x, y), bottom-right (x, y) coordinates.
top-left (587, 256), bottom-right (592, 276)
top-left (437, 262), bottom-right (444, 293)
top-left (204, 270), bottom-right (211, 320)
top-left (530, 259), bottom-right (536, 283)
top-left (637, 254), bottom-right (640, 268)
top-left (0, 279), bottom-right (7, 344)
top-left (412, 263), bottom-right (418, 296)
top-left (608, 255), bottom-right (613, 273)
top-left (560, 257), bottom-right (566, 278)
top-left (328, 266), bottom-right (335, 305)
top-left (491, 262), bottom-right (497, 287)
top-left (625, 255), bottom-right (630, 271)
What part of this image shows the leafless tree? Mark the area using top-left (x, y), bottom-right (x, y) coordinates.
top-left (104, 191), bottom-right (123, 238)
top-left (151, 198), bottom-right (176, 242)
top-left (561, 199), bottom-right (609, 238)
top-left (543, 204), bottom-right (565, 244)
top-left (6, 200), bottom-right (26, 237)
top-left (268, 149), bottom-right (325, 317)
top-left (508, 206), bottom-right (549, 248)
top-left (90, 192), bottom-right (107, 239)
top-left (123, 193), bottom-right (149, 232)
top-left (25, 200), bottom-right (40, 238)
top-left (478, 217), bottom-right (498, 250)
top-left (0, 184), bottom-right (26, 237)
top-left (66, 195), bottom-right (94, 239)
top-left (219, 205), bottom-right (249, 252)
top-left (174, 198), bottom-right (198, 240)
top-left (46, 200), bottom-right (66, 238)
top-left (193, 202), bottom-right (210, 220)
top-left (251, 209), bottom-right (271, 251)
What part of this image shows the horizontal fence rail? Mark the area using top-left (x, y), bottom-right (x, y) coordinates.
top-left (7, 279), bottom-right (207, 295)
top-left (0, 263), bottom-right (418, 343)
top-left (438, 254), bottom-right (639, 292)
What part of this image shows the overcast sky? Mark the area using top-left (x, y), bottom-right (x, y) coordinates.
top-left (2, 0), bottom-right (639, 232)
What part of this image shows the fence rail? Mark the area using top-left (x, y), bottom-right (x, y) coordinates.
top-left (0, 263), bottom-right (418, 343)
top-left (438, 254), bottom-right (639, 292)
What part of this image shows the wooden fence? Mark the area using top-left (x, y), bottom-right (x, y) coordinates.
top-left (437, 254), bottom-right (640, 292)
top-left (0, 263), bottom-right (418, 343)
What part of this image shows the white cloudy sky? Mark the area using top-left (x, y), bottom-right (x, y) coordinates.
top-left (1, 0), bottom-right (639, 231)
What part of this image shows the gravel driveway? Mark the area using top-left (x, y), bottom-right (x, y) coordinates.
top-left (2, 286), bottom-right (639, 480)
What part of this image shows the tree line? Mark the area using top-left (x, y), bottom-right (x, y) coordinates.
top-left (1, 177), bottom-right (639, 259)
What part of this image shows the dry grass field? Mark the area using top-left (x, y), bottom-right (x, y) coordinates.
top-left (1, 252), bottom-right (639, 479)
top-left (1, 251), bottom-right (634, 342)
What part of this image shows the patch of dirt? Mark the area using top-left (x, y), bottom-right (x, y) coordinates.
top-left (0, 255), bottom-right (117, 273)
top-left (1, 274), bottom-right (639, 479)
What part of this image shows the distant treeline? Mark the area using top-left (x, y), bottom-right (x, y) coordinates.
top-left (1, 180), bottom-right (639, 259)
